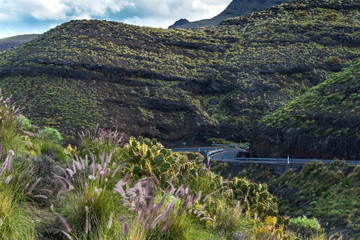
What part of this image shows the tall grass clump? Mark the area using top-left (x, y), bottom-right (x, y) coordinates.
top-left (54, 149), bottom-right (126, 239)
top-left (78, 126), bottom-right (124, 160)
top-left (213, 199), bottom-right (252, 239)
top-left (112, 176), bottom-right (216, 239)
top-left (0, 89), bottom-right (28, 155)
top-left (0, 150), bottom-right (38, 239)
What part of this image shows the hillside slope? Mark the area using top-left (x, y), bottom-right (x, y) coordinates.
top-left (236, 161), bottom-right (360, 239)
top-left (0, 0), bottom-right (360, 147)
top-left (169, 0), bottom-right (291, 29)
top-left (252, 61), bottom-right (360, 159)
top-left (0, 34), bottom-right (39, 52)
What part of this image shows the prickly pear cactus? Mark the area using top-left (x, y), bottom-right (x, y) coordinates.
top-left (228, 177), bottom-right (279, 219)
top-left (122, 137), bottom-right (199, 186)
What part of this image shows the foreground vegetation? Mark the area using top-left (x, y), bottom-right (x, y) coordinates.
top-left (0, 90), bottom-right (344, 239)
top-left (236, 161), bottom-right (360, 239)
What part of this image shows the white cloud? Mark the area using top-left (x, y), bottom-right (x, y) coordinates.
top-left (191, 0), bottom-right (229, 20)
top-left (26, 0), bottom-right (69, 20)
top-left (0, 0), bottom-right (232, 38)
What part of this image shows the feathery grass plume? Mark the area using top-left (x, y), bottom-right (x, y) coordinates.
top-left (85, 206), bottom-right (90, 234)
top-left (115, 175), bottom-right (214, 239)
top-left (78, 126), bottom-right (124, 160)
top-left (55, 212), bottom-right (72, 233)
top-left (107, 212), bottom-right (114, 229)
top-left (33, 194), bottom-right (48, 199)
top-left (27, 177), bottom-right (42, 193)
top-left (123, 221), bottom-right (129, 236)
top-left (61, 231), bottom-right (74, 240)
top-left (54, 147), bottom-right (125, 239)
top-left (5, 175), bottom-right (12, 184)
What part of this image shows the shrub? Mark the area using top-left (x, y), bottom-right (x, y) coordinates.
top-left (33, 139), bottom-right (68, 163)
top-left (15, 115), bottom-right (35, 132)
top-left (328, 56), bottom-right (341, 65)
top-left (38, 127), bottom-right (63, 143)
top-left (289, 216), bottom-right (323, 238)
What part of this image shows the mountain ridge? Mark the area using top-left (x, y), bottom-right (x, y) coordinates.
top-left (169, 0), bottom-right (292, 29)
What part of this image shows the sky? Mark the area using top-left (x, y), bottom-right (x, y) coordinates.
top-left (0, 0), bottom-right (232, 39)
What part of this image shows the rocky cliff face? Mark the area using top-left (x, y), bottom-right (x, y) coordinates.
top-left (169, 0), bottom-right (291, 29)
top-left (252, 61), bottom-right (360, 159)
top-left (0, 0), bottom-right (359, 152)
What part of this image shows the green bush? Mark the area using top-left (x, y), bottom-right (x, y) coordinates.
top-left (15, 115), bottom-right (34, 132)
top-left (327, 56), bottom-right (341, 65)
top-left (37, 127), bottom-right (63, 143)
top-left (289, 216), bottom-right (323, 238)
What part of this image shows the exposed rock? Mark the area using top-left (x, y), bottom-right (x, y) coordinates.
top-left (169, 0), bottom-right (292, 29)
top-left (168, 18), bottom-right (189, 28)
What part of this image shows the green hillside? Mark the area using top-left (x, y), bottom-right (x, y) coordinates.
top-left (253, 61), bottom-right (360, 159)
top-left (0, 0), bottom-right (359, 148)
top-left (236, 161), bottom-right (360, 239)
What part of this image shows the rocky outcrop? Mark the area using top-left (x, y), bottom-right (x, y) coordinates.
top-left (169, 0), bottom-right (291, 29)
top-left (168, 19), bottom-right (189, 29)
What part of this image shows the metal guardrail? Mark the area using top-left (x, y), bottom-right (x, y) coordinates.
top-left (171, 148), bottom-right (360, 166)
top-left (172, 147), bottom-right (222, 152)
top-left (208, 149), bottom-right (224, 156)
top-left (211, 143), bottom-right (248, 149)
top-left (217, 157), bottom-right (360, 166)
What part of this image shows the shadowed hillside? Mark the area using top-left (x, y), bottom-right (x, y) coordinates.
top-left (252, 61), bottom-right (360, 159)
top-left (0, 0), bottom-right (359, 150)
